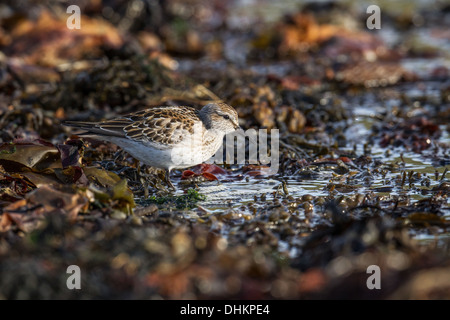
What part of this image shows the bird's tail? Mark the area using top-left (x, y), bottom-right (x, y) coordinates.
top-left (62, 121), bottom-right (96, 130)
top-left (62, 120), bottom-right (125, 138)
top-left (62, 121), bottom-right (103, 136)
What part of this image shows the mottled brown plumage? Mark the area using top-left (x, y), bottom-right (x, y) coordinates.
top-left (100, 106), bottom-right (200, 145)
top-left (63, 103), bottom-right (240, 189)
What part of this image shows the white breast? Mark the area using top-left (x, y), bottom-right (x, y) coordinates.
top-left (168, 127), bottom-right (224, 169)
top-left (107, 126), bottom-right (225, 170)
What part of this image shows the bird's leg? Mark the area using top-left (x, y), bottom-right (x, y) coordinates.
top-left (141, 166), bottom-right (150, 199)
top-left (113, 149), bottom-right (125, 163)
top-left (135, 159), bottom-right (141, 179)
top-left (165, 169), bottom-right (176, 191)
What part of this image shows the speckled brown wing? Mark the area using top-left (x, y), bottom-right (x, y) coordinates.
top-left (98, 106), bottom-right (201, 146)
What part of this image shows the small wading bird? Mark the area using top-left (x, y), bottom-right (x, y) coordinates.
top-left (63, 102), bottom-right (240, 190)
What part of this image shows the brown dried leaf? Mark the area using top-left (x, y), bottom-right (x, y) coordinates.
top-left (2, 199), bottom-right (44, 232)
top-left (0, 143), bottom-right (61, 172)
top-left (20, 172), bottom-right (61, 188)
top-left (26, 185), bottom-right (88, 222)
top-left (5, 10), bottom-right (123, 67)
top-left (83, 167), bottom-right (121, 188)
top-left (279, 13), bottom-right (343, 54)
top-left (0, 211), bottom-right (15, 232)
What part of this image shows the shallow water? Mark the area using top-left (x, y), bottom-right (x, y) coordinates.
top-left (191, 80), bottom-right (448, 205)
top-left (155, 0), bottom-right (450, 254)
top-left (166, 76), bottom-right (449, 251)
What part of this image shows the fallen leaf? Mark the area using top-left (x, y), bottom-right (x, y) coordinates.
top-left (83, 167), bottom-right (122, 187)
top-left (54, 166), bottom-right (87, 185)
top-left (0, 143), bottom-right (61, 171)
top-left (201, 172), bottom-right (218, 181)
top-left (181, 170), bottom-right (196, 180)
top-left (20, 172), bottom-right (61, 188)
top-left (1, 199), bottom-right (43, 232)
top-left (5, 9), bottom-right (123, 67)
top-left (112, 179), bottom-right (135, 210)
top-left (242, 165), bottom-right (273, 176)
top-left (57, 142), bottom-right (82, 168)
top-left (279, 13), bottom-right (343, 54)
top-left (0, 187), bottom-right (26, 203)
top-left (192, 164), bottom-right (228, 175)
top-left (181, 164), bottom-right (227, 181)
top-left (0, 212), bottom-right (17, 232)
top-left (26, 185), bottom-right (89, 222)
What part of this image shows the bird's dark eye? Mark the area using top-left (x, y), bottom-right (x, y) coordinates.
top-left (223, 115), bottom-right (230, 120)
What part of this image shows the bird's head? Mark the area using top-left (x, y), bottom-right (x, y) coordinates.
top-left (200, 102), bottom-right (240, 134)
